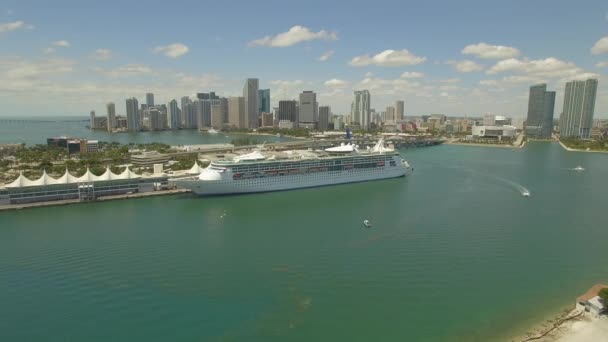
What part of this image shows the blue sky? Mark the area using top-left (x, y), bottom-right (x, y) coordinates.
top-left (1, 0), bottom-right (607, 118)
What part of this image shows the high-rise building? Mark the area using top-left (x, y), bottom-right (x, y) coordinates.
top-left (195, 99), bottom-right (211, 129)
top-left (278, 100), bottom-right (297, 123)
top-left (258, 89), bottom-right (270, 113)
top-left (210, 98), bottom-right (228, 129)
top-left (261, 112), bottom-right (274, 127)
top-left (142, 108), bottom-right (163, 131)
top-left (243, 78), bottom-right (259, 129)
top-left (89, 110), bottom-right (96, 129)
top-left (228, 96), bottom-right (246, 129)
top-left (181, 96), bottom-right (192, 128)
top-left (525, 84), bottom-right (556, 139)
top-left (559, 79), bottom-right (598, 139)
top-left (395, 100), bottom-right (404, 121)
top-left (197, 92), bottom-right (218, 100)
top-left (351, 90), bottom-right (371, 129)
top-left (106, 102), bottom-right (116, 131)
top-left (167, 99), bottom-right (180, 129)
top-left (126, 97), bottom-right (139, 131)
top-left (385, 106), bottom-right (396, 123)
top-left (298, 91), bottom-right (317, 129)
top-left (146, 93), bottom-right (154, 107)
top-left (319, 106), bottom-right (331, 131)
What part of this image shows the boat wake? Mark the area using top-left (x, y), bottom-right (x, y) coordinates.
top-left (493, 176), bottom-right (530, 197)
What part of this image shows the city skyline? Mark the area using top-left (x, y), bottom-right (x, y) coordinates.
top-left (0, 0), bottom-right (607, 117)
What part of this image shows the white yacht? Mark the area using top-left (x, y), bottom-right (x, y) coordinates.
top-left (174, 139), bottom-right (413, 196)
top-left (206, 129), bottom-right (219, 134)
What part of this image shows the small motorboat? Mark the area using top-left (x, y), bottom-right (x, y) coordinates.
top-left (573, 166), bottom-right (585, 172)
top-left (522, 191), bottom-right (530, 197)
top-left (363, 220), bottom-right (372, 228)
top-left (207, 129), bottom-right (219, 134)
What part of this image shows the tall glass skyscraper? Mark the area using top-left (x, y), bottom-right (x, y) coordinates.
top-left (525, 84), bottom-right (555, 139)
top-left (258, 89), bottom-right (270, 113)
top-left (243, 78), bottom-right (259, 129)
top-left (351, 90), bottom-right (371, 129)
top-left (126, 97), bottom-right (139, 131)
top-left (559, 79), bottom-right (598, 139)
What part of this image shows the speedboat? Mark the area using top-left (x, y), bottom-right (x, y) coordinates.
top-left (207, 129), bottom-right (219, 134)
top-left (363, 220), bottom-right (372, 228)
top-left (522, 191), bottom-right (530, 197)
top-left (573, 166), bottom-right (585, 172)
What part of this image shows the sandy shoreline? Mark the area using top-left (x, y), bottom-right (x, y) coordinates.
top-left (514, 308), bottom-right (608, 342)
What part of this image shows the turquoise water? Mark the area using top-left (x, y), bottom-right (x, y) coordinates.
top-left (1, 142), bottom-right (607, 341)
top-left (0, 117), bottom-right (288, 145)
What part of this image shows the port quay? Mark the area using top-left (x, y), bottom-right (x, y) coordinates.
top-left (0, 135), bottom-right (443, 211)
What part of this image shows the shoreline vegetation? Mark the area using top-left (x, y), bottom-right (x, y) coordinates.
top-left (445, 133), bottom-right (525, 149)
top-left (558, 137), bottom-right (608, 153)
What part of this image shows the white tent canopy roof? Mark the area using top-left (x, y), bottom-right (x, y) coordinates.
top-left (3, 167), bottom-right (142, 188)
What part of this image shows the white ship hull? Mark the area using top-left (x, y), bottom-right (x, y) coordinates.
top-left (175, 159), bottom-right (411, 196)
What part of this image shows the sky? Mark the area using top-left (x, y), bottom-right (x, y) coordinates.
top-left (0, 0), bottom-right (607, 118)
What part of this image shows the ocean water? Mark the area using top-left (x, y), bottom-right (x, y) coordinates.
top-left (1, 140), bottom-right (608, 341)
top-left (0, 117), bottom-right (288, 145)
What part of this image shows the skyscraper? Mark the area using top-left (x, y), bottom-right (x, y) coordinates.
top-left (278, 100), bottom-right (297, 122)
top-left (210, 98), bottom-right (228, 129)
top-left (126, 97), bottom-right (139, 131)
top-left (559, 79), bottom-right (598, 139)
top-left (525, 84), bottom-right (555, 139)
top-left (146, 93), bottom-right (154, 107)
top-left (167, 99), bottom-right (180, 129)
top-left (385, 106), bottom-right (396, 123)
top-left (89, 110), bottom-right (96, 129)
top-left (195, 100), bottom-right (211, 129)
top-left (395, 100), bottom-right (404, 121)
top-left (106, 102), bottom-right (116, 132)
top-left (228, 96), bottom-right (246, 129)
top-left (258, 89), bottom-right (270, 113)
top-left (243, 78), bottom-right (259, 129)
top-left (319, 106), bottom-right (331, 131)
top-left (298, 91), bottom-right (317, 129)
top-left (351, 90), bottom-right (371, 129)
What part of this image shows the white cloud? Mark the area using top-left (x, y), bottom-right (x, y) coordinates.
top-left (153, 43), bottom-right (189, 58)
top-left (324, 78), bottom-right (349, 88)
top-left (52, 40), bottom-right (71, 47)
top-left (269, 79), bottom-right (305, 100)
top-left (349, 49), bottom-right (426, 67)
top-left (440, 92), bottom-right (449, 97)
top-left (364, 72), bottom-right (374, 77)
top-left (90, 49), bottom-right (112, 61)
top-left (318, 50), bottom-right (335, 61)
top-left (94, 64), bottom-right (152, 78)
top-left (400, 71), bottom-right (424, 78)
top-left (440, 78), bottom-right (460, 84)
top-left (591, 36), bottom-right (608, 55)
top-left (479, 80), bottom-right (498, 86)
top-left (446, 60), bottom-right (484, 72)
top-left (462, 42), bottom-right (520, 59)
top-left (596, 61), bottom-right (608, 68)
top-left (0, 20), bottom-right (34, 33)
top-left (43, 47), bottom-right (55, 54)
top-left (248, 26), bottom-right (337, 47)
top-left (487, 57), bottom-right (586, 78)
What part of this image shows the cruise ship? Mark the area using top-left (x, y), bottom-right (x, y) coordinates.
top-left (174, 139), bottom-right (412, 195)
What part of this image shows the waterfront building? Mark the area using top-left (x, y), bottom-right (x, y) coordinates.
top-left (79, 139), bottom-right (99, 153)
top-left (228, 96), bottom-right (246, 129)
top-left (351, 90), bottom-right (371, 129)
top-left (143, 108), bottom-right (163, 131)
top-left (278, 120), bottom-right (295, 129)
top-left (261, 112), bottom-right (274, 127)
top-left (195, 99), bottom-right (211, 129)
top-left (471, 125), bottom-right (517, 140)
top-left (525, 84), bottom-right (556, 139)
top-left (167, 99), bottom-right (180, 129)
top-left (131, 151), bottom-right (170, 167)
top-left (89, 111), bottom-right (96, 129)
top-left (333, 115), bottom-right (344, 131)
top-left (258, 88), bottom-right (270, 113)
top-left (385, 106), bottom-right (396, 124)
top-left (197, 92), bottom-right (218, 100)
top-left (243, 78), bottom-right (259, 129)
top-left (115, 116), bottom-right (128, 129)
top-left (94, 116), bottom-right (107, 129)
top-left (559, 78), bottom-right (598, 139)
top-left (278, 100), bottom-right (297, 124)
top-left (146, 92), bottom-right (154, 107)
top-left (0, 168), bottom-right (167, 205)
top-left (106, 102), bottom-right (116, 131)
top-left (319, 106), bottom-right (330, 131)
top-left (126, 97), bottom-right (140, 131)
top-left (395, 100), bottom-right (404, 121)
top-left (210, 98), bottom-right (228, 129)
top-left (298, 91), bottom-right (318, 129)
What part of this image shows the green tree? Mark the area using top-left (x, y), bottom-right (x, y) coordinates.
top-left (599, 288), bottom-right (608, 304)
